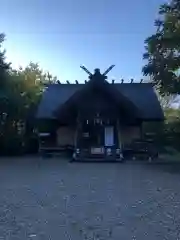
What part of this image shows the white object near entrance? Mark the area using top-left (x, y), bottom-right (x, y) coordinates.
top-left (104, 126), bottom-right (114, 146)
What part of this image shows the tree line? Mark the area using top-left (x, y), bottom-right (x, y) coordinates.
top-left (0, 33), bottom-right (58, 154)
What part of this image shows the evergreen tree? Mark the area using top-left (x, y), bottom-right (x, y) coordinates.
top-left (0, 33), bottom-right (10, 87)
top-left (143, 0), bottom-right (180, 95)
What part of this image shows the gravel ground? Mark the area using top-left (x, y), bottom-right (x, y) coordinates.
top-left (0, 158), bottom-right (180, 240)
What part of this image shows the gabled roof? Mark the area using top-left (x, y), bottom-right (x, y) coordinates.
top-left (36, 82), bottom-right (164, 121)
top-left (54, 78), bottom-right (141, 119)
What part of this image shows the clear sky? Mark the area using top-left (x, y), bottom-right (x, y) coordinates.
top-left (0, 0), bottom-right (164, 83)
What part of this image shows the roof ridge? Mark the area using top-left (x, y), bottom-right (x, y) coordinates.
top-left (46, 82), bottom-right (152, 86)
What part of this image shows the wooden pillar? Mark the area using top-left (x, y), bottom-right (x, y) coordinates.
top-left (140, 122), bottom-right (143, 139)
top-left (117, 120), bottom-right (122, 149)
top-left (74, 111), bottom-right (81, 148)
top-left (74, 123), bottom-right (78, 149)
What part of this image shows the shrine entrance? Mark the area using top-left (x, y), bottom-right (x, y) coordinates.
top-left (74, 112), bottom-right (120, 159)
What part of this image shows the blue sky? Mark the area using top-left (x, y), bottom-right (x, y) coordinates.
top-left (0, 0), bottom-right (164, 83)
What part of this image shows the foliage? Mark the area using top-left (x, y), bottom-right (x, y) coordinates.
top-left (0, 33), bottom-right (59, 155)
top-left (143, 0), bottom-right (180, 95)
top-left (163, 108), bottom-right (180, 150)
top-left (6, 61), bottom-right (58, 119)
top-left (142, 0), bottom-right (180, 151)
top-left (157, 92), bottom-right (178, 109)
top-left (0, 33), bottom-right (10, 86)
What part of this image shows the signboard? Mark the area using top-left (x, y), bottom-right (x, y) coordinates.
top-left (91, 148), bottom-right (103, 154)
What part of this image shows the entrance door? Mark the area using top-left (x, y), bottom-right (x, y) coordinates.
top-left (104, 126), bottom-right (114, 146)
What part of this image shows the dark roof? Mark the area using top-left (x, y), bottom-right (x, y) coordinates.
top-left (36, 83), bottom-right (164, 121)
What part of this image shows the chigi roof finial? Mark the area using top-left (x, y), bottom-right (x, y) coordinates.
top-left (80, 65), bottom-right (115, 81)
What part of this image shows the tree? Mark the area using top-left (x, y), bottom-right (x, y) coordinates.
top-left (8, 62), bottom-right (58, 122)
top-left (0, 33), bottom-right (59, 155)
top-left (143, 0), bottom-right (180, 95)
top-left (158, 93), bottom-right (177, 109)
top-left (8, 63), bottom-right (46, 119)
top-left (0, 33), bottom-right (10, 87)
top-left (0, 33), bottom-right (11, 132)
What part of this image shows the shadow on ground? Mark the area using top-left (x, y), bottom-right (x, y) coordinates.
top-left (142, 161), bottom-right (180, 174)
